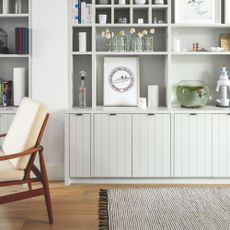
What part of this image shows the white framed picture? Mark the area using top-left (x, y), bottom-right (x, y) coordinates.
top-left (104, 57), bottom-right (140, 107)
top-left (175, 0), bottom-right (216, 24)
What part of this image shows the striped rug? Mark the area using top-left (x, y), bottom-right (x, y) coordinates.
top-left (99, 187), bottom-right (230, 230)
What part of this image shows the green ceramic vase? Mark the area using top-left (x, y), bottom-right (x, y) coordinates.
top-left (176, 80), bottom-right (209, 108)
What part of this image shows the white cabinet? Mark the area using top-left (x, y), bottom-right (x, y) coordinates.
top-left (133, 114), bottom-right (171, 177)
top-left (94, 114), bottom-right (132, 177)
top-left (212, 114), bottom-right (230, 177)
top-left (174, 114), bottom-right (212, 177)
top-left (69, 114), bottom-right (91, 177)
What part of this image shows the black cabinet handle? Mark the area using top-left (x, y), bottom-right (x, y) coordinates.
top-left (76, 114), bottom-right (83, 116)
top-left (109, 113), bottom-right (117, 116)
top-left (190, 113), bottom-right (197, 116)
top-left (148, 113), bottom-right (155, 116)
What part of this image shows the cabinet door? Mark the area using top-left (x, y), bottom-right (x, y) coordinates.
top-left (94, 114), bottom-right (132, 177)
top-left (212, 114), bottom-right (230, 177)
top-left (133, 114), bottom-right (171, 177)
top-left (174, 114), bottom-right (212, 177)
top-left (69, 114), bottom-right (91, 177)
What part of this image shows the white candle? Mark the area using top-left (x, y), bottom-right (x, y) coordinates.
top-left (148, 85), bottom-right (159, 107)
top-left (79, 32), bottom-right (87, 52)
top-left (2, 0), bottom-right (10, 14)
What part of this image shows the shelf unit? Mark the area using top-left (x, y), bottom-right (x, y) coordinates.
top-left (0, 0), bottom-right (32, 107)
top-left (69, 0), bottom-right (230, 109)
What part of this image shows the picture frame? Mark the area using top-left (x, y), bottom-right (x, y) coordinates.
top-left (104, 57), bottom-right (140, 107)
top-left (175, 0), bottom-right (217, 24)
top-left (225, 0), bottom-right (230, 24)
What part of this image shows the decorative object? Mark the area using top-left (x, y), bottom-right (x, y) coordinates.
top-left (138, 97), bottom-right (146, 109)
top-left (220, 34), bottom-right (230, 51)
top-left (225, 0), bottom-right (230, 24)
top-left (173, 35), bottom-right (181, 52)
top-left (154, 0), bottom-right (164, 4)
top-left (78, 32), bottom-right (87, 52)
top-left (176, 80), bottom-right (209, 108)
top-left (118, 17), bottom-right (128, 24)
top-left (134, 0), bottom-right (146, 5)
top-left (104, 57), bottom-right (139, 106)
top-left (207, 47), bottom-right (224, 52)
top-left (99, 188), bottom-right (230, 230)
top-left (137, 18), bottom-right (144, 24)
top-left (79, 70), bottom-right (87, 107)
top-left (99, 14), bottom-right (107, 24)
top-left (15, 0), bottom-right (22, 14)
top-left (148, 85), bottom-right (159, 107)
top-left (119, 0), bottom-right (126, 5)
top-left (2, 80), bottom-right (12, 107)
top-left (99, 0), bottom-right (109, 4)
top-left (101, 28), bottom-right (155, 52)
top-left (2, 0), bottom-right (10, 14)
top-left (13, 68), bottom-right (26, 106)
top-left (216, 67), bottom-right (230, 107)
top-left (0, 29), bottom-right (8, 54)
top-left (175, 0), bottom-right (216, 24)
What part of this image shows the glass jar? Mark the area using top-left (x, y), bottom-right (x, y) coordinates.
top-left (116, 36), bottom-right (125, 52)
top-left (176, 80), bottom-right (209, 108)
top-left (133, 36), bottom-right (143, 52)
top-left (145, 36), bottom-right (154, 52)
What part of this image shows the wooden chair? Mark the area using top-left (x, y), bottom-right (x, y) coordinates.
top-left (0, 98), bottom-right (53, 224)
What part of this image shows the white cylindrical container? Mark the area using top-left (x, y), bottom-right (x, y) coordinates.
top-left (138, 98), bottom-right (147, 109)
top-left (79, 32), bottom-right (87, 52)
top-left (15, 0), bottom-right (22, 14)
top-left (2, 0), bottom-right (10, 14)
top-left (173, 37), bottom-right (181, 52)
top-left (148, 85), bottom-right (159, 107)
top-left (13, 67), bottom-right (26, 106)
top-left (119, 0), bottom-right (126, 4)
top-left (225, 0), bottom-right (230, 24)
top-left (98, 14), bottom-right (107, 24)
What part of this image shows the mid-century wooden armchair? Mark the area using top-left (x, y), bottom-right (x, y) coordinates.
top-left (0, 97), bottom-right (53, 224)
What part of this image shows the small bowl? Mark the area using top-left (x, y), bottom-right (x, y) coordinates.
top-left (135, 0), bottom-right (146, 5)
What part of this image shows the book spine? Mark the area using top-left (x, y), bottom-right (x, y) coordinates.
top-left (81, 2), bottom-right (86, 24)
top-left (19, 27), bottom-right (23, 54)
top-left (87, 4), bottom-right (92, 24)
top-left (23, 27), bottom-right (26, 54)
top-left (78, 0), bottom-right (81, 24)
top-left (15, 28), bottom-right (19, 54)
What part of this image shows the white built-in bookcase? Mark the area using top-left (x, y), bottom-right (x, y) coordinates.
top-left (0, 0), bottom-right (31, 100)
top-left (69, 0), bottom-right (230, 110)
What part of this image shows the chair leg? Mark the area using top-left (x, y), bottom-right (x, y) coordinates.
top-left (39, 150), bottom-right (54, 224)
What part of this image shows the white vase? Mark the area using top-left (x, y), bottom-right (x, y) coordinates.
top-left (148, 85), bottom-right (159, 107)
top-left (79, 32), bottom-right (87, 52)
top-left (154, 0), bottom-right (164, 5)
top-left (2, 0), bottom-right (10, 14)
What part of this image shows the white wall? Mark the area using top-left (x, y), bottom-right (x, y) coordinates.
top-left (32, 0), bottom-right (68, 179)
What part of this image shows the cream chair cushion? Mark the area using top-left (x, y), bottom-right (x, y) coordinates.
top-left (2, 97), bottom-right (48, 170)
top-left (0, 151), bottom-right (24, 181)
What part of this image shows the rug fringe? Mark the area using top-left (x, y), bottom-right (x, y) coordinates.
top-left (99, 189), bottom-right (109, 230)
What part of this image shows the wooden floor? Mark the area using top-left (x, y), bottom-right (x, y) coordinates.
top-left (1, 182), bottom-right (230, 230)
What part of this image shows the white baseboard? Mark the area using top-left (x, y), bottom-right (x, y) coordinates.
top-left (47, 163), bottom-right (64, 181)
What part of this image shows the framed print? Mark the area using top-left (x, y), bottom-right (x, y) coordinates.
top-left (175, 0), bottom-right (216, 24)
top-left (104, 57), bottom-right (140, 106)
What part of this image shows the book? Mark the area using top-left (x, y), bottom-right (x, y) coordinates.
top-left (81, 2), bottom-right (86, 24)
top-left (15, 27), bottom-right (29, 54)
top-left (2, 80), bottom-right (12, 107)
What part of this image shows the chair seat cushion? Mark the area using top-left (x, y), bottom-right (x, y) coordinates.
top-left (0, 152), bottom-right (24, 181)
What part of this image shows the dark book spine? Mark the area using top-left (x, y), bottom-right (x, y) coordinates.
top-left (19, 27), bottom-right (23, 54)
top-left (78, 0), bottom-right (81, 24)
top-left (15, 28), bottom-right (19, 54)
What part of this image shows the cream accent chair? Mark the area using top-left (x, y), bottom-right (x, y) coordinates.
top-left (0, 97), bottom-right (53, 224)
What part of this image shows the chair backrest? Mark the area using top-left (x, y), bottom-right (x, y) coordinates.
top-left (2, 97), bottom-right (48, 170)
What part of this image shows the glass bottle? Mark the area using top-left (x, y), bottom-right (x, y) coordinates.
top-left (79, 71), bottom-right (87, 107)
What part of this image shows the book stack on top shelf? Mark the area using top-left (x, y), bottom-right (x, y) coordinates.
top-left (15, 27), bottom-right (29, 54)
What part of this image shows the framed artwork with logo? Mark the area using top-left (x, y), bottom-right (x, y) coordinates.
top-left (104, 57), bottom-right (140, 106)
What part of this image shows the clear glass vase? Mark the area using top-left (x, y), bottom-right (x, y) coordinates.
top-left (133, 37), bottom-right (143, 52)
top-left (145, 36), bottom-right (154, 52)
top-left (116, 36), bottom-right (125, 52)
top-left (125, 36), bottom-right (132, 52)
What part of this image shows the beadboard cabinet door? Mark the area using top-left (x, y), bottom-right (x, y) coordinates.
top-left (174, 114), bottom-right (212, 177)
top-left (133, 114), bottom-right (171, 177)
top-left (69, 114), bottom-right (91, 177)
top-left (94, 114), bottom-right (132, 177)
top-left (212, 114), bottom-right (230, 177)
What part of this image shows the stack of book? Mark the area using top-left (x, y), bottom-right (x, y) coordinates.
top-left (15, 27), bottom-right (29, 54)
top-left (72, 0), bottom-right (92, 24)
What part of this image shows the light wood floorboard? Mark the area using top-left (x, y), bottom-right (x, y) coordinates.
top-left (1, 182), bottom-right (230, 230)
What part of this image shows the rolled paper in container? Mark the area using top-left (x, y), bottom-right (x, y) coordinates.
top-left (13, 67), bottom-right (26, 106)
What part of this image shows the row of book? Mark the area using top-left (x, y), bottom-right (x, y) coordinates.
top-left (15, 27), bottom-right (29, 54)
top-left (72, 0), bottom-right (92, 24)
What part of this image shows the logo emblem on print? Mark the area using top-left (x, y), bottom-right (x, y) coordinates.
top-left (109, 66), bottom-right (135, 93)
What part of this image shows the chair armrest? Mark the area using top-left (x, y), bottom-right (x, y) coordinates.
top-left (0, 133), bottom-right (7, 138)
top-left (0, 146), bottom-right (42, 161)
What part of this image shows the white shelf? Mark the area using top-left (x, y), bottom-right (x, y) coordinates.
top-left (0, 13), bottom-right (29, 18)
top-left (95, 23), bottom-right (168, 27)
top-left (171, 52), bottom-right (230, 56)
top-left (96, 51), bottom-right (168, 55)
top-left (151, 4), bottom-right (168, 9)
top-left (172, 24), bottom-right (230, 29)
top-left (72, 52), bottom-right (92, 55)
top-left (0, 54), bottom-right (29, 58)
top-left (95, 4), bottom-right (112, 8)
top-left (72, 24), bottom-right (93, 27)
